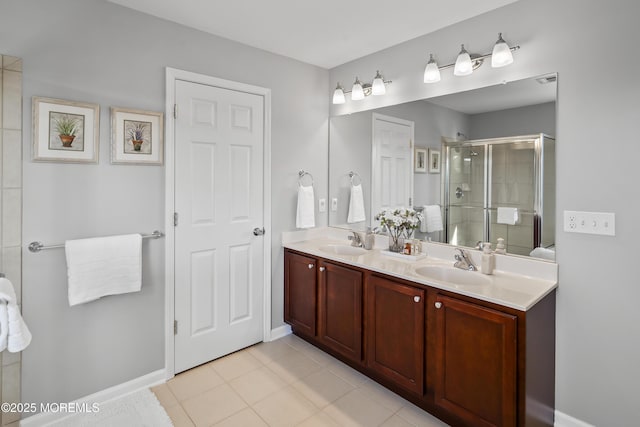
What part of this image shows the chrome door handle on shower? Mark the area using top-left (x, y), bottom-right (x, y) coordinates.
top-left (253, 227), bottom-right (265, 236)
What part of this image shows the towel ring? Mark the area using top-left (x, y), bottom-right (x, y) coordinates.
top-left (349, 171), bottom-right (362, 186)
top-left (298, 170), bottom-right (314, 186)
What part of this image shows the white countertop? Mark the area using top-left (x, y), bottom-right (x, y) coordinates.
top-left (283, 230), bottom-right (558, 311)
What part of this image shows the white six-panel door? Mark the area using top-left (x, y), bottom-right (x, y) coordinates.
top-left (372, 114), bottom-right (415, 224)
top-left (174, 80), bottom-right (265, 373)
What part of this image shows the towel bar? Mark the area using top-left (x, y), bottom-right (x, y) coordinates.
top-left (298, 170), bottom-right (314, 186)
top-left (28, 230), bottom-right (164, 253)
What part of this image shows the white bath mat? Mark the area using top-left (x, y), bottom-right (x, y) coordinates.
top-left (50, 388), bottom-right (173, 427)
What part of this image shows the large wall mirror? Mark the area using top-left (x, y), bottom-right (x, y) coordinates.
top-left (329, 73), bottom-right (557, 260)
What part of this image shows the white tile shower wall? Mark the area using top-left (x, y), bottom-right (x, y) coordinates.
top-left (0, 54), bottom-right (22, 426)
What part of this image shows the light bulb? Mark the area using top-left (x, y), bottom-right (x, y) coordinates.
top-left (371, 71), bottom-right (386, 95)
top-left (454, 44), bottom-right (473, 76)
top-left (423, 54), bottom-right (441, 83)
top-left (491, 33), bottom-right (513, 68)
top-left (351, 77), bottom-right (365, 101)
top-left (332, 83), bottom-right (345, 104)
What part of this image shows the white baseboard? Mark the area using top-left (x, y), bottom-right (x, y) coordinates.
top-left (269, 324), bottom-right (292, 341)
top-left (20, 369), bottom-right (167, 427)
top-left (555, 410), bottom-right (596, 427)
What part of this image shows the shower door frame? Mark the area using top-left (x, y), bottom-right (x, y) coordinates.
top-left (441, 134), bottom-right (552, 251)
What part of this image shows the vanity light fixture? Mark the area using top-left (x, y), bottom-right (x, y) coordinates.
top-left (423, 33), bottom-right (520, 83)
top-left (332, 71), bottom-right (392, 104)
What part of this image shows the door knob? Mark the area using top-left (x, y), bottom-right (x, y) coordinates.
top-left (435, 302), bottom-right (442, 309)
top-left (319, 267), bottom-right (326, 272)
top-left (253, 227), bottom-right (265, 236)
top-left (308, 264), bottom-right (314, 269)
top-left (413, 296), bottom-right (421, 303)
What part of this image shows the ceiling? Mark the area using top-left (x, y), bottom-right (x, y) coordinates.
top-left (107, 0), bottom-right (519, 69)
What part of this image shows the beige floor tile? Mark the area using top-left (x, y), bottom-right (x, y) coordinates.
top-left (248, 338), bottom-right (298, 364)
top-left (357, 379), bottom-right (407, 412)
top-left (326, 360), bottom-right (370, 387)
top-left (291, 342), bottom-right (338, 367)
top-left (182, 383), bottom-right (247, 426)
top-left (229, 365), bottom-right (288, 405)
top-left (291, 368), bottom-right (355, 408)
top-left (396, 403), bottom-right (450, 427)
top-left (168, 364), bottom-right (225, 401)
top-left (209, 350), bottom-right (263, 381)
top-left (151, 383), bottom-right (179, 409)
top-left (165, 404), bottom-right (196, 427)
top-left (381, 414), bottom-right (416, 427)
top-left (297, 411), bottom-right (342, 427)
top-left (213, 407), bottom-right (268, 427)
top-left (252, 386), bottom-right (318, 427)
top-left (266, 349), bottom-right (323, 384)
top-left (323, 389), bottom-right (394, 427)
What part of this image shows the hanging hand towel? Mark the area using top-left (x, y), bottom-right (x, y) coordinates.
top-left (421, 205), bottom-right (444, 233)
top-left (497, 207), bottom-right (519, 225)
top-left (66, 234), bottom-right (142, 306)
top-left (0, 277), bottom-right (32, 352)
top-left (347, 184), bottom-right (366, 223)
top-left (296, 184), bottom-right (315, 229)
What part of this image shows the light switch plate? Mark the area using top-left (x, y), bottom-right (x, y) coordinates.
top-left (331, 198), bottom-right (338, 212)
top-left (318, 198), bottom-right (326, 212)
top-left (563, 210), bottom-right (615, 236)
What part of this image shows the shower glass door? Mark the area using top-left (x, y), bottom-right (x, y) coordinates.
top-left (445, 145), bottom-right (485, 248)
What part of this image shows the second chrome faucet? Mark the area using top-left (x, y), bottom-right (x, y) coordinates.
top-left (454, 248), bottom-right (478, 271)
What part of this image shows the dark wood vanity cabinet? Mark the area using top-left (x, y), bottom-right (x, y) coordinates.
top-left (284, 248), bottom-right (555, 427)
top-left (432, 294), bottom-right (517, 427)
top-left (284, 251), bottom-right (318, 337)
top-left (366, 274), bottom-right (425, 395)
top-left (318, 260), bottom-right (363, 362)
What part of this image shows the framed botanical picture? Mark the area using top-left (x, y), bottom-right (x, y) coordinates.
top-left (32, 97), bottom-right (100, 163)
top-left (414, 148), bottom-right (427, 173)
top-left (111, 107), bottom-right (164, 165)
top-left (428, 148), bottom-right (441, 174)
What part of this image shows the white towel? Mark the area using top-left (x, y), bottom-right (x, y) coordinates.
top-left (497, 207), bottom-right (519, 225)
top-left (347, 184), bottom-right (366, 223)
top-left (0, 277), bottom-right (32, 352)
top-left (420, 205), bottom-right (443, 233)
top-left (296, 184), bottom-right (315, 229)
top-left (66, 234), bottom-right (142, 306)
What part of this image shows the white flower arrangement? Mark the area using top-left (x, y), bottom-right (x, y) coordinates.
top-left (374, 207), bottom-right (423, 251)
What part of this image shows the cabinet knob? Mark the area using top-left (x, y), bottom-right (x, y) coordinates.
top-left (319, 267), bottom-right (326, 272)
top-left (435, 302), bottom-right (442, 309)
top-left (413, 296), bottom-right (421, 303)
top-left (308, 263), bottom-right (314, 269)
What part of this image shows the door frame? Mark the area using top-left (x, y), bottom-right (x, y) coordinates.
top-left (164, 67), bottom-right (272, 379)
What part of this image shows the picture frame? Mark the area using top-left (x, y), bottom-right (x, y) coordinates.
top-left (111, 107), bottom-right (164, 165)
top-left (32, 97), bottom-right (100, 163)
top-left (428, 148), bottom-right (441, 174)
top-left (414, 148), bottom-right (427, 173)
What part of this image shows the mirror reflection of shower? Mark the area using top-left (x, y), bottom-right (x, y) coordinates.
top-left (443, 134), bottom-right (555, 259)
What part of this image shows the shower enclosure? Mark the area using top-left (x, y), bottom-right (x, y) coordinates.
top-left (442, 134), bottom-right (555, 257)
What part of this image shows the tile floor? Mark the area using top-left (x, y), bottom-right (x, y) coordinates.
top-left (151, 334), bottom-right (449, 427)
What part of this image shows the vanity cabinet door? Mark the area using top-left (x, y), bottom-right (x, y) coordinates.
top-left (433, 294), bottom-right (517, 427)
top-left (366, 274), bottom-right (425, 395)
top-left (318, 260), bottom-right (363, 362)
top-left (284, 251), bottom-right (317, 337)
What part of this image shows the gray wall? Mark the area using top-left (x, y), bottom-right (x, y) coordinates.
top-left (330, 0), bottom-right (640, 425)
top-left (469, 101), bottom-right (556, 139)
top-left (0, 0), bottom-right (328, 408)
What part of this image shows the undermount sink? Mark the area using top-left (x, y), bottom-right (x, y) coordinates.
top-left (319, 244), bottom-right (368, 256)
top-left (414, 265), bottom-right (491, 286)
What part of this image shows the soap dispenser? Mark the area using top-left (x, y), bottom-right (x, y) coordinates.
top-left (363, 227), bottom-right (375, 250)
top-left (481, 242), bottom-right (495, 275)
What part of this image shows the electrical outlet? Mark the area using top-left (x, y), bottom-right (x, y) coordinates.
top-left (563, 210), bottom-right (615, 236)
top-left (331, 198), bottom-right (338, 212)
top-left (318, 198), bottom-right (326, 212)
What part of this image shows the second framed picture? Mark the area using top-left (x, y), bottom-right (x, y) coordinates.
top-left (428, 148), bottom-right (441, 174)
top-left (111, 107), bottom-right (164, 165)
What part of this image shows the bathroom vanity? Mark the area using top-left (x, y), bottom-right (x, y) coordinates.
top-left (284, 235), bottom-right (556, 427)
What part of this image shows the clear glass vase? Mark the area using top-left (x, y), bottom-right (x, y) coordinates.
top-left (388, 234), bottom-right (405, 253)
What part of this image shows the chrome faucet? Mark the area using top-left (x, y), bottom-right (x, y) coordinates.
top-left (348, 231), bottom-right (363, 247)
top-left (454, 248), bottom-right (477, 271)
